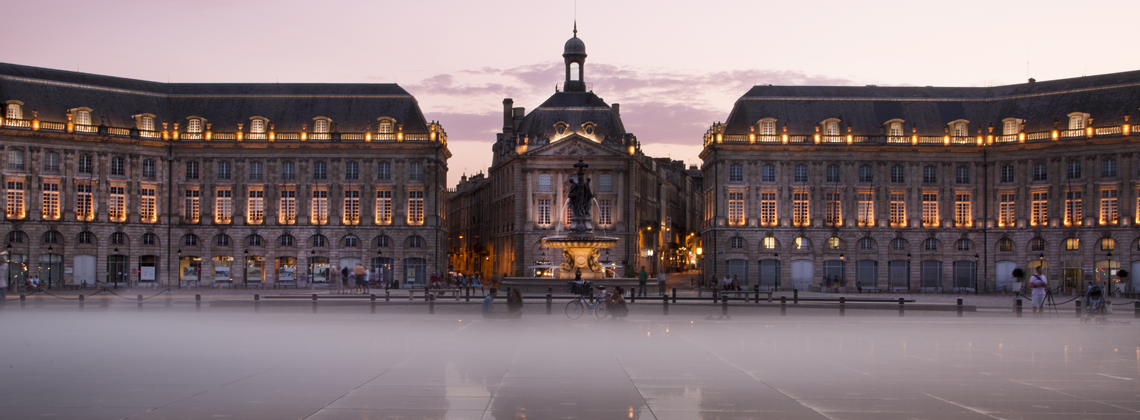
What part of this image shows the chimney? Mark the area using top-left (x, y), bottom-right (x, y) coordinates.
top-left (502, 98), bottom-right (514, 130)
top-left (612, 103), bottom-right (620, 116)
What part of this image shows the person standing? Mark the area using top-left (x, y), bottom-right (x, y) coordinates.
top-left (638, 267), bottom-right (648, 297)
top-left (340, 266), bottom-right (350, 294)
top-left (506, 288), bottom-right (524, 318)
top-left (1029, 266), bottom-right (1049, 318)
top-left (482, 287), bottom-right (499, 318)
top-left (354, 263), bottom-right (367, 294)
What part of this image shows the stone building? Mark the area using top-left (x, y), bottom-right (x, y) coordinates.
top-left (0, 63), bottom-right (450, 289)
top-left (447, 30), bottom-right (702, 279)
top-left (701, 72), bottom-right (1140, 294)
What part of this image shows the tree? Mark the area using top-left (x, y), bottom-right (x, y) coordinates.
top-left (1012, 268), bottom-right (1025, 279)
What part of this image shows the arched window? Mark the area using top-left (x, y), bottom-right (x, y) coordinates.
top-left (1100, 238), bottom-right (1115, 251)
top-left (955, 239), bottom-right (971, 251)
top-left (952, 121), bottom-right (969, 137)
top-left (278, 235), bottom-right (295, 247)
top-left (408, 236), bottom-right (424, 248)
top-left (249, 118), bottom-right (267, 134)
top-left (923, 238), bottom-right (939, 251)
top-left (246, 235), bottom-right (263, 247)
top-left (762, 236), bottom-right (778, 250)
top-left (110, 232), bottom-right (128, 246)
top-left (729, 236), bottom-right (744, 249)
top-left (888, 121), bottom-right (903, 137)
top-left (890, 238), bottom-right (908, 251)
top-left (183, 234), bottom-right (199, 246)
top-left (826, 237), bottom-right (841, 250)
top-left (313, 118), bottom-right (330, 134)
top-left (858, 238), bottom-right (875, 250)
top-left (375, 235), bottom-right (391, 248)
top-left (997, 238), bottom-right (1014, 252)
top-left (77, 231), bottom-right (94, 245)
top-left (311, 235), bottom-right (328, 247)
top-left (43, 231), bottom-right (60, 244)
top-left (794, 236), bottom-right (810, 250)
top-left (760, 120), bottom-right (776, 136)
top-left (214, 234), bottom-right (230, 247)
top-left (569, 62), bottom-right (580, 81)
top-left (1065, 238), bottom-right (1080, 251)
top-left (343, 235), bottom-right (359, 248)
top-left (1029, 238), bottom-right (1046, 252)
top-left (142, 233), bottom-right (158, 246)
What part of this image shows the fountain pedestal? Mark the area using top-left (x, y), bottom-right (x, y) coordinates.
top-left (540, 158), bottom-right (619, 279)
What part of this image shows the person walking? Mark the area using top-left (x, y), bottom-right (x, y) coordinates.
top-left (638, 267), bottom-right (648, 297)
top-left (482, 287), bottom-right (500, 318)
top-left (1029, 266), bottom-right (1049, 318)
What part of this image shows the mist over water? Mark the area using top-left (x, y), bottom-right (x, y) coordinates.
top-left (1, 300), bottom-right (1138, 419)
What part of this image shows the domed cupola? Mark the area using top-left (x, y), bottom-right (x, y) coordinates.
top-left (563, 23), bottom-right (587, 92)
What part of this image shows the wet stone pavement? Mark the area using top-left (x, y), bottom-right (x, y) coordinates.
top-left (0, 300), bottom-right (1138, 420)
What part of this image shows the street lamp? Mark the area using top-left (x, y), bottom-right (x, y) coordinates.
top-left (243, 249), bottom-right (249, 287)
top-left (1107, 252), bottom-right (1114, 293)
top-left (5, 243), bottom-right (10, 294)
top-left (113, 247), bottom-right (120, 289)
top-left (974, 253), bottom-right (980, 294)
top-left (839, 253), bottom-right (845, 288)
top-left (906, 252), bottom-right (912, 292)
top-left (46, 245), bottom-right (53, 290)
top-left (177, 249), bottom-right (182, 288)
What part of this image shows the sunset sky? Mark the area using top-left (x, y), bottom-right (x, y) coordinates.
top-left (5, 0), bottom-right (1139, 186)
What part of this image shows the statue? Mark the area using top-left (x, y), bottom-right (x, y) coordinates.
top-left (568, 176), bottom-right (594, 218)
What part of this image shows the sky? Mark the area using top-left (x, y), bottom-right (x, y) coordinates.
top-left (4, 0), bottom-right (1140, 187)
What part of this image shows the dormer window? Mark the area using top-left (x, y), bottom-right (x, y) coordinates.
top-left (569, 62), bottom-right (581, 81)
top-left (135, 114), bottom-right (155, 131)
top-left (5, 101), bottom-right (23, 120)
top-left (1003, 118), bottom-right (1021, 135)
top-left (759, 119), bottom-right (777, 136)
top-left (249, 117), bottom-right (267, 133)
top-left (582, 122), bottom-right (596, 136)
top-left (823, 119), bottom-right (840, 136)
top-left (949, 120), bottom-right (969, 137)
top-left (186, 117), bottom-right (204, 133)
top-left (1068, 112), bottom-right (1089, 129)
top-left (889, 121), bottom-right (903, 137)
top-left (377, 117), bottom-right (395, 134)
top-left (74, 109), bottom-right (91, 126)
top-left (313, 118), bottom-right (330, 134)
top-left (554, 122), bottom-right (568, 136)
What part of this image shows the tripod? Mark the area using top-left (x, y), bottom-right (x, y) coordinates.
top-left (1043, 287), bottom-right (1059, 318)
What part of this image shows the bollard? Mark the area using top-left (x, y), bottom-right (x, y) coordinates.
top-left (631, 288), bottom-right (636, 303)
top-left (254, 293), bottom-right (260, 313)
top-left (754, 285), bottom-right (761, 304)
top-left (312, 293), bottom-right (318, 313)
top-left (465, 287), bottom-right (470, 303)
top-left (429, 298), bottom-right (435, 315)
top-left (385, 289), bottom-right (390, 302)
top-left (793, 289), bottom-right (799, 304)
top-left (138, 294), bottom-right (144, 311)
top-left (548, 286), bottom-right (553, 295)
top-left (780, 296), bottom-right (787, 316)
top-left (546, 293), bottom-right (552, 315)
top-left (165, 292), bottom-right (173, 308)
top-left (1015, 299), bottom-right (1023, 318)
top-left (721, 295), bottom-right (729, 316)
top-left (672, 288), bottom-right (677, 304)
top-left (196, 294), bottom-right (201, 312)
top-left (1075, 300), bottom-right (1082, 318)
top-left (957, 298), bottom-right (963, 317)
top-left (663, 294), bottom-right (669, 316)
top-left (839, 296), bottom-right (846, 316)
top-left (78, 294), bottom-right (85, 310)
top-left (425, 291), bottom-right (430, 302)
top-left (1134, 301), bottom-right (1139, 319)
top-left (898, 298), bottom-right (905, 317)
top-left (371, 294), bottom-right (377, 314)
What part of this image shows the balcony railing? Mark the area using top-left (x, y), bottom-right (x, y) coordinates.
top-left (1059, 129), bottom-right (1085, 139)
top-left (3, 118), bottom-right (31, 128)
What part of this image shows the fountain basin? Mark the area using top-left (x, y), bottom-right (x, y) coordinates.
top-left (542, 235), bottom-right (619, 279)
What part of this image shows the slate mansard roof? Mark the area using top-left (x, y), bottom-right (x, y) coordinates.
top-left (721, 70), bottom-right (1140, 135)
top-left (514, 91), bottom-right (627, 147)
top-left (0, 62), bottom-right (432, 133)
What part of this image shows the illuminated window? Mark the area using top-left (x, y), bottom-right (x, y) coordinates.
top-left (923, 238), bottom-right (939, 252)
top-left (1100, 238), bottom-right (1115, 251)
top-left (858, 165), bottom-right (872, 183)
top-left (138, 115), bottom-right (155, 131)
top-left (1068, 113), bottom-right (1087, 130)
top-left (187, 118), bottom-right (203, 133)
top-left (250, 118), bottom-right (266, 134)
top-left (314, 119), bottom-right (329, 134)
top-left (311, 188), bottom-right (328, 225)
top-left (1100, 188), bottom-right (1118, 225)
top-left (890, 192), bottom-right (906, 226)
top-left (889, 121), bottom-right (903, 137)
top-left (760, 120), bottom-right (776, 135)
top-left (827, 237), bottom-right (840, 250)
top-left (1031, 191), bottom-right (1048, 226)
top-left (762, 236), bottom-right (777, 250)
top-left (760, 192), bottom-right (777, 226)
top-left (824, 121), bottom-right (839, 136)
top-left (343, 189), bottom-right (360, 225)
top-left (1032, 163), bottom-right (1047, 181)
top-left (891, 238), bottom-right (907, 251)
top-left (955, 194), bottom-right (971, 227)
top-left (730, 236), bottom-right (744, 249)
top-left (373, 189), bottom-right (392, 225)
top-left (4, 179), bottom-right (24, 220)
top-left (891, 165), bottom-right (905, 183)
top-left (247, 189), bottom-right (264, 224)
top-left (729, 164), bottom-right (743, 182)
top-left (279, 189), bottom-right (296, 224)
top-left (998, 238), bottom-right (1014, 252)
top-left (377, 120), bottom-right (394, 134)
top-left (727, 192), bottom-right (744, 226)
top-left (952, 121), bottom-right (968, 137)
top-left (1004, 120), bottom-right (1019, 135)
top-left (408, 190), bottom-right (424, 225)
top-left (41, 181), bottom-right (60, 220)
top-left (999, 193), bottom-right (1015, 227)
top-left (140, 187), bottom-right (157, 223)
top-left (214, 188), bottom-right (232, 224)
top-left (1064, 190), bottom-right (1082, 226)
top-left (825, 192), bottom-right (841, 226)
top-left (108, 185), bottom-right (127, 222)
top-left (857, 192), bottom-right (874, 227)
top-left (377, 161), bottom-right (391, 180)
top-left (922, 193), bottom-right (938, 227)
top-left (762, 164), bottom-right (776, 183)
top-left (5, 102), bottom-right (22, 119)
top-left (794, 236), bottom-right (809, 250)
top-left (1065, 237), bottom-right (1080, 251)
top-left (598, 199), bottom-right (612, 227)
top-left (793, 191), bottom-right (810, 227)
top-left (76, 184), bottom-right (94, 221)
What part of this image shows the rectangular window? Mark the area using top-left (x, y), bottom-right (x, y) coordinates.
top-left (1067, 161), bottom-right (1082, 179)
top-left (217, 161), bottom-right (231, 180)
top-left (1031, 191), bottom-right (1048, 226)
top-left (142, 159), bottom-right (156, 178)
top-left (7, 150), bottom-right (24, 171)
top-left (794, 165), bottom-right (808, 183)
top-left (343, 189), bottom-right (360, 225)
top-left (598, 199), bottom-right (613, 226)
top-left (762, 165), bottom-right (776, 183)
top-left (410, 161), bottom-right (424, 181)
top-left (311, 188), bottom-right (328, 225)
top-left (214, 188), bottom-right (232, 224)
top-left (538, 174), bottom-right (552, 191)
top-left (1065, 191), bottom-right (1082, 226)
top-left (857, 192), bottom-right (874, 227)
top-left (858, 166), bottom-right (873, 183)
top-left (344, 162), bottom-right (359, 180)
top-left (312, 161), bottom-right (328, 180)
top-left (1103, 159), bottom-right (1118, 178)
top-left (282, 161), bottom-right (295, 180)
top-left (1032, 163), bottom-right (1047, 181)
top-left (110, 157), bottom-right (125, 176)
top-left (1100, 188), bottom-right (1118, 225)
top-left (408, 190), bottom-right (424, 225)
top-left (922, 193), bottom-right (939, 227)
top-left (793, 191), bottom-right (810, 227)
top-left (42, 181), bottom-right (60, 220)
top-left (109, 185), bottom-right (126, 222)
top-left (760, 192), bottom-right (777, 226)
top-left (825, 192), bottom-right (842, 226)
top-left (890, 192), bottom-right (906, 226)
top-left (727, 192), bottom-right (744, 226)
top-left (279, 189), bottom-right (296, 224)
top-left (247, 189), bottom-right (264, 224)
top-left (377, 161), bottom-right (391, 180)
top-left (375, 190), bottom-right (392, 225)
top-left (78, 155), bottom-right (93, 174)
top-left (186, 161), bottom-right (199, 180)
top-left (729, 164), bottom-right (743, 182)
top-left (77, 184), bottom-right (94, 221)
top-left (537, 198), bottom-right (552, 226)
top-left (955, 167), bottom-right (970, 184)
top-left (1000, 165), bottom-right (1015, 183)
top-left (43, 153), bottom-right (60, 172)
top-left (140, 187), bottom-right (157, 223)
top-left (599, 174), bottom-right (613, 191)
top-left (826, 166), bottom-right (840, 183)
top-left (891, 166), bottom-right (905, 183)
top-left (955, 193), bottom-right (971, 227)
top-left (249, 161), bottom-right (263, 180)
top-left (4, 181), bottom-right (23, 219)
top-left (999, 193), bottom-right (1016, 227)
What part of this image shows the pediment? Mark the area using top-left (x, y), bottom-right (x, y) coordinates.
top-left (527, 134), bottom-right (623, 157)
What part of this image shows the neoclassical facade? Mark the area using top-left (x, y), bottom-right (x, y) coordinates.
top-left (448, 31), bottom-right (702, 279)
top-left (701, 72), bottom-right (1140, 294)
top-left (0, 63), bottom-right (450, 288)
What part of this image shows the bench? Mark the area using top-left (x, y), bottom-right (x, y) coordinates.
top-left (407, 288), bottom-right (463, 301)
top-left (212, 280), bottom-right (234, 288)
top-left (859, 288), bottom-right (883, 293)
top-left (721, 290), bottom-right (774, 302)
top-left (274, 280), bottom-right (297, 289)
top-left (244, 280), bottom-right (265, 289)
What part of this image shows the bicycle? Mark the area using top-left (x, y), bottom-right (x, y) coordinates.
top-left (565, 283), bottom-right (609, 319)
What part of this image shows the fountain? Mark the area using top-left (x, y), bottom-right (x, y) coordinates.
top-left (541, 159), bottom-right (619, 279)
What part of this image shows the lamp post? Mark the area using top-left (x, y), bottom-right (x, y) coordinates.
top-left (1107, 251), bottom-right (1114, 294)
top-left (177, 249), bottom-right (182, 287)
top-left (5, 243), bottom-right (11, 294)
top-left (46, 245), bottom-right (53, 290)
top-left (839, 253), bottom-right (845, 289)
top-left (974, 253), bottom-right (980, 294)
top-left (773, 252), bottom-right (779, 291)
top-left (906, 252), bottom-right (912, 292)
top-left (113, 247), bottom-right (120, 289)
top-left (243, 249), bottom-right (249, 287)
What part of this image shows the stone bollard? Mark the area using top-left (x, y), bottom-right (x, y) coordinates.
top-left (78, 294), bottom-right (85, 310)
top-left (898, 298), bottom-right (905, 317)
top-left (1075, 300), bottom-right (1082, 318)
top-left (1015, 299), bottom-right (1023, 318)
top-left (793, 289), bottom-right (799, 304)
top-left (19, 294), bottom-right (25, 309)
top-left (312, 293), bottom-right (318, 313)
top-left (721, 295), bottom-right (729, 316)
top-left (138, 294), bottom-right (144, 311)
top-left (546, 293), bottom-right (552, 315)
top-left (195, 294), bottom-right (201, 312)
top-left (780, 296), bottom-right (787, 316)
top-left (465, 287), bottom-right (470, 303)
top-left (957, 298), bottom-right (963, 317)
top-left (630, 288), bottom-right (636, 304)
top-left (165, 292), bottom-right (173, 308)
top-left (254, 293), bottom-right (260, 313)
top-left (839, 296), bottom-right (846, 316)
top-left (662, 294), bottom-right (669, 316)
top-left (754, 285), bottom-right (761, 304)
top-left (1134, 301), bottom-right (1139, 319)
top-left (672, 288), bottom-right (677, 304)
top-left (429, 297), bottom-right (435, 315)
top-left (371, 294), bottom-right (377, 314)
top-left (385, 289), bottom-right (390, 302)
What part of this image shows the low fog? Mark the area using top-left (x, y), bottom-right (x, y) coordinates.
top-left (1, 298), bottom-right (1138, 419)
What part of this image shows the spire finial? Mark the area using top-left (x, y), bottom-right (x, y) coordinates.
top-left (573, 21), bottom-right (577, 37)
